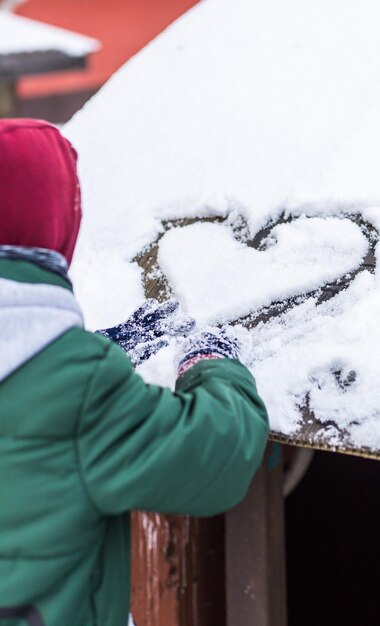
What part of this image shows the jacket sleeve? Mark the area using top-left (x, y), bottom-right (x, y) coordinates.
top-left (77, 340), bottom-right (269, 517)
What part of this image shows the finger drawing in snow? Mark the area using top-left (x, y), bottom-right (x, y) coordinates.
top-left (137, 213), bottom-right (375, 327)
top-left (132, 212), bottom-right (379, 455)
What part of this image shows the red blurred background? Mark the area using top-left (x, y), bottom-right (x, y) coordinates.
top-left (13, 0), bottom-right (199, 120)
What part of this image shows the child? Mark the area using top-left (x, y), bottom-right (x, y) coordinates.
top-left (0, 119), bottom-right (269, 626)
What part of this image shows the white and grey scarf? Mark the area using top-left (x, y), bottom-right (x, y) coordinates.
top-left (0, 245), bottom-right (70, 283)
top-left (0, 246), bottom-right (83, 383)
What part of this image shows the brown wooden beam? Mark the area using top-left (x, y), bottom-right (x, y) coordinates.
top-left (131, 512), bottom-right (226, 626)
top-left (0, 50), bottom-right (86, 81)
top-left (131, 512), bottom-right (196, 626)
top-left (225, 444), bottom-right (287, 626)
top-left (0, 81), bottom-right (17, 117)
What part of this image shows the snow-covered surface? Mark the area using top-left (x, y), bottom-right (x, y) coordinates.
top-left (65, 0), bottom-right (380, 452)
top-left (0, 11), bottom-right (99, 57)
top-left (158, 218), bottom-right (368, 325)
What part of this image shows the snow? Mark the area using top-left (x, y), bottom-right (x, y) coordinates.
top-left (249, 268), bottom-right (380, 443)
top-left (0, 12), bottom-right (99, 57)
top-left (72, 244), bottom-right (144, 330)
top-left (158, 217), bottom-right (368, 325)
top-left (65, 0), bottom-right (380, 452)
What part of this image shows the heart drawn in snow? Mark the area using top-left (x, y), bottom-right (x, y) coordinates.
top-left (136, 214), bottom-right (376, 327)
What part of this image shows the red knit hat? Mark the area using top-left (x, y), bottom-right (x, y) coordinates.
top-left (0, 119), bottom-right (81, 265)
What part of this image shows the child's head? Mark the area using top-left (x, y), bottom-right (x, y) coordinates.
top-left (0, 118), bottom-right (81, 265)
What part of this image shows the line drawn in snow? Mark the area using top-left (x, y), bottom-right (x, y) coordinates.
top-left (135, 211), bottom-right (377, 325)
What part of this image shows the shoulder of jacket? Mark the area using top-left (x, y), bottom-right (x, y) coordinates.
top-left (59, 327), bottom-right (134, 382)
top-left (57, 326), bottom-right (112, 356)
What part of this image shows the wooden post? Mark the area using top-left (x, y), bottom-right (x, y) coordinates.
top-left (0, 81), bottom-right (17, 117)
top-left (225, 444), bottom-right (287, 626)
top-left (131, 513), bottom-right (197, 626)
top-left (131, 512), bottom-right (226, 626)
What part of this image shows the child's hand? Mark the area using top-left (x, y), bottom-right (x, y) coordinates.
top-left (176, 327), bottom-right (241, 378)
top-left (97, 298), bottom-right (195, 366)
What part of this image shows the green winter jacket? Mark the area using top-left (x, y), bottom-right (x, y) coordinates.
top-left (0, 260), bottom-right (269, 626)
